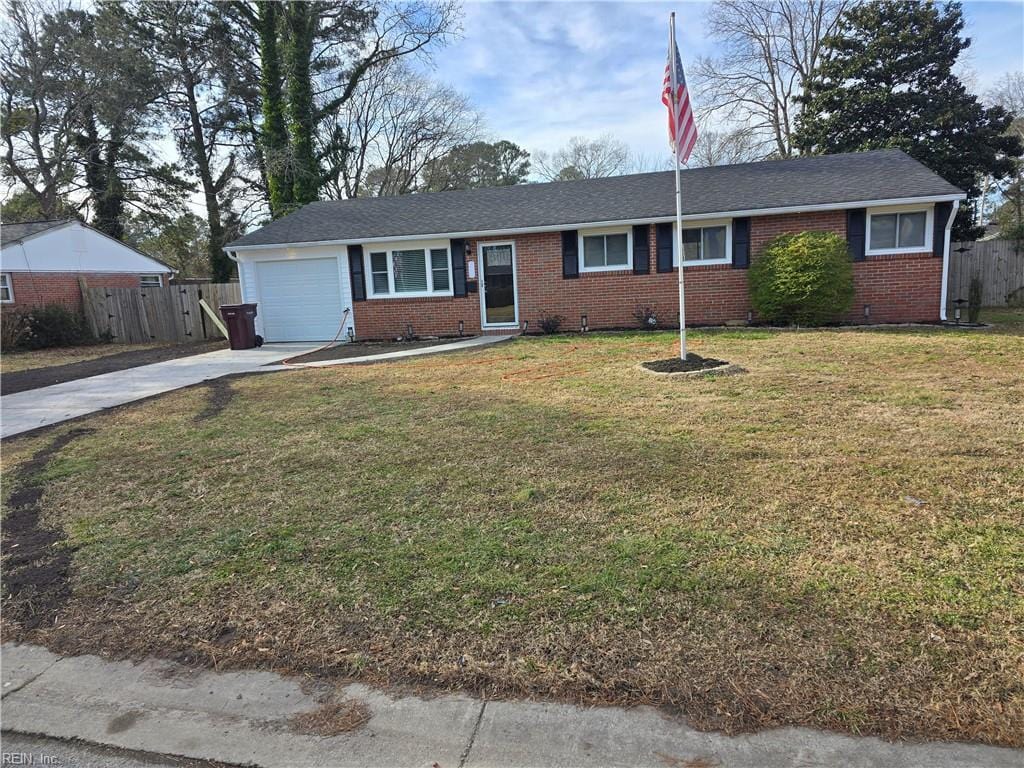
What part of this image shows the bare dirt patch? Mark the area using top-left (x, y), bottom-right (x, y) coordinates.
top-left (287, 337), bottom-right (465, 364)
top-left (195, 378), bottom-right (237, 421)
top-left (2, 428), bottom-right (94, 630)
top-left (288, 699), bottom-right (372, 736)
top-left (1, 341), bottom-right (227, 395)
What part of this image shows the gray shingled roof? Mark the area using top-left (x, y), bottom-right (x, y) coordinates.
top-left (228, 149), bottom-right (963, 248)
top-left (1, 219), bottom-right (69, 247)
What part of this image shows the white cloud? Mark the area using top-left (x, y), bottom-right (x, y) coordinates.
top-left (422, 0), bottom-right (1023, 163)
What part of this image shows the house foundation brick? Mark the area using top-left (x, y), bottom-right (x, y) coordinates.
top-left (350, 210), bottom-right (944, 339)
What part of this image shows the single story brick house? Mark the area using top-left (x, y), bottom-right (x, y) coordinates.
top-left (226, 149), bottom-right (965, 342)
top-left (1, 219), bottom-right (173, 314)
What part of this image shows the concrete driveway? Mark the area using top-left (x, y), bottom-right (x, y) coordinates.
top-left (0, 344), bottom-right (319, 439)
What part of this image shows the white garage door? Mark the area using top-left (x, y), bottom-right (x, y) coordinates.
top-left (254, 258), bottom-right (347, 342)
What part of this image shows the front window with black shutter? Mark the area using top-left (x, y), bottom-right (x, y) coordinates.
top-left (673, 220), bottom-right (732, 266)
top-left (365, 241), bottom-right (453, 298)
top-left (370, 252), bottom-right (389, 294)
top-left (866, 208), bottom-right (931, 254)
top-left (578, 227), bottom-right (633, 272)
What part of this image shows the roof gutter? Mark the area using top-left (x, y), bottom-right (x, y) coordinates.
top-left (225, 193), bottom-right (967, 253)
top-left (939, 199), bottom-right (960, 322)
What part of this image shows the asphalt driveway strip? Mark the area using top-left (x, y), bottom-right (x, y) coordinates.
top-left (1, 341), bottom-right (228, 396)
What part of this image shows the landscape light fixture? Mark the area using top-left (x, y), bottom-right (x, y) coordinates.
top-left (863, 304), bottom-right (871, 321)
top-left (952, 298), bottom-right (968, 326)
top-left (522, 319), bottom-right (529, 334)
top-left (458, 320), bottom-right (464, 337)
top-left (580, 314), bottom-right (588, 332)
top-left (746, 310), bottom-right (753, 325)
top-left (406, 323), bottom-right (414, 339)
top-left (346, 327), bottom-right (355, 342)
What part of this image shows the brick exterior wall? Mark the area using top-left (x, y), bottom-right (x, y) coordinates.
top-left (351, 209), bottom-right (943, 339)
top-left (1, 272), bottom-right (144, 314)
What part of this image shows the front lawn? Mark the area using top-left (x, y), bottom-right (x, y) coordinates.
top-left (2, 311), bottom-right (1022, 746)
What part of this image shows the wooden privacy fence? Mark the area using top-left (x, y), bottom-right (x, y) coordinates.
top-left (82, 282), bottom-right (242, 344)
top-left (948, 239), bottom-right (1024, 307)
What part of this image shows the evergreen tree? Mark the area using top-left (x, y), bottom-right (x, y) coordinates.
top-left (794, 0), bottom-right (1021, 239)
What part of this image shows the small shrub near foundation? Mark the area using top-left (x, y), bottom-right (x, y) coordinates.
top-left (538, 312), bottom-right (564, 334)
top-left (11, 304), bottom-right (96, 350)
top-left (632, 305), bottom-right (659, 330)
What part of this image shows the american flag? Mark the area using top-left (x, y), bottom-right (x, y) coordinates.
top-left (662, 39), bottom-right (697, 164)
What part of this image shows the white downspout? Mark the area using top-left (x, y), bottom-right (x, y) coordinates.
top-left (939, 200), bottom-right (959, 322)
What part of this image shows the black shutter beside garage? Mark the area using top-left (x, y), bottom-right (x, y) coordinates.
top-left (348, 244), bottom-right (366, 301)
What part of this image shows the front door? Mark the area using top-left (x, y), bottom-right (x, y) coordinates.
top-left (479, 242), bottom-right (517, 326)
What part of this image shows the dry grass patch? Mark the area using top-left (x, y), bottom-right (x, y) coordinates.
top-left (0, 343), bottom-right (170, 373)
top-left (288, 699), bottom-right (372, 736)
top-left (2, 311), bottom-right (1023, 746)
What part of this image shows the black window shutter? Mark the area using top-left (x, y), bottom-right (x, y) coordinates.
top-left (656, 222), bottom-right (673, 273)
top-left (847, 208), bottom-right (866, 261)
top-left (632, 225), bottom-right (650, 274)
top-left (451, 238), bottom-right (467, 296)
top-left (732, 217), bottom-right (750, 269)
top-left (933, 202), bottom-right (953, 258)
top-left (348, 244), bottom-right (365, 301)
top-left (562, 230), bottom-right (579, 279)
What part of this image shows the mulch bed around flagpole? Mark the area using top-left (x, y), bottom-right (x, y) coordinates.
top-left (640, 353), bottom-right (730, 374)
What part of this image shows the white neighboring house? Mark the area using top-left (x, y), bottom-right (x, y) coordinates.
top-left (0, 219), bottom-right (174, 312)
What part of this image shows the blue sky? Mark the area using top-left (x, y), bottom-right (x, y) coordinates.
top-left (420, 0), bottom-right (1024, 160)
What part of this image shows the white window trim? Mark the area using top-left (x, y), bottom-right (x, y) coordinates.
top-left (140, 274), bottom-right (163, 288)
top-left (0, 272), bottom-right (13, 303)
top-left (363, 239), bottom-right (454, 299)
top-left (672, 219), bottom-right (733, 267)
top-left (866, 204), bottom-right (933, 256)
top-left (578, 226), bottom-right (633, 273)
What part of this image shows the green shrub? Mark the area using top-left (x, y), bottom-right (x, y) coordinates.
top-left (19, 304), bottom-right (96, 349)
top-left (748, 231), bottom-right (855, 326)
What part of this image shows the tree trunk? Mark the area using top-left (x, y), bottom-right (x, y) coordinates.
top-left (183, 71), bottom-right (232, 281)
top-left (286, 1), bottom-right (318, 206)
top-left (258, 0), bottom-right (293, 218)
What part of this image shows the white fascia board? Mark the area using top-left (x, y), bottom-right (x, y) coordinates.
top-left (226, 193), bottom-right (968, 253)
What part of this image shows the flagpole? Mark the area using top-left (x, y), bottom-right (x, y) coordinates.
top-left (669, 12), bottom-right (687, 360)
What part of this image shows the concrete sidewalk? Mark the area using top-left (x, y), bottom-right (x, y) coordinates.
top-left (2, 643), bottom-right (1019, 768)
top-left (0, 337), bottom-right (514, 439)
top-left (0, 343), bottom-right (321, 439)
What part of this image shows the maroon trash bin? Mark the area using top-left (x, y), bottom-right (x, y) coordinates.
top-left (220, 303), bottom-right (259, 350)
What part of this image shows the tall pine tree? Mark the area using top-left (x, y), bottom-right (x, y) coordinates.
top-left (794, 0), bottom-right (1021, 239)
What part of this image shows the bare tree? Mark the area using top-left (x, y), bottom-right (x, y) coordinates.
top-left (986, 72), bottom-right (1024, 118)
top-left (688, 124), bottom-right (762, 167)
top-left (629, 152), bottom-right (673, 174)
top-left (694, 0), bottom-right (849, 159)
top-left (533, 134), bottom-right (631, 181)
top-left (982, 71), bottom-right (1024, 235)
top-left (320, 58), bottom-right (481, 198)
